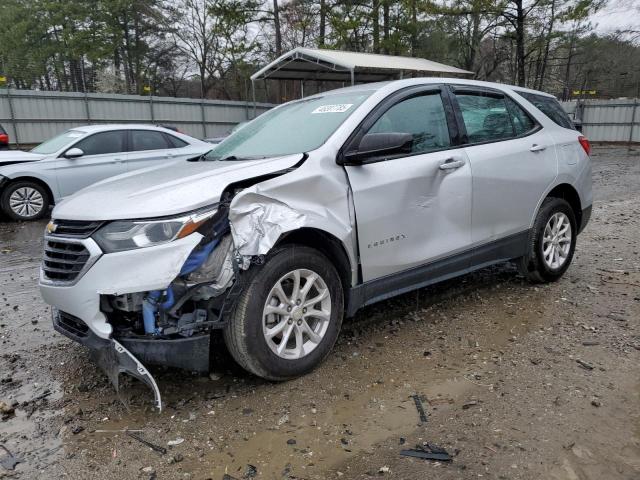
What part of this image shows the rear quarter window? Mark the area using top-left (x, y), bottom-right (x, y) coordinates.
top-left (0, 124), bottom-right (6, 134)
top-left (164, 133), bottom-right (188, 148)
top-left (518, 92), bottom-right (574, 130)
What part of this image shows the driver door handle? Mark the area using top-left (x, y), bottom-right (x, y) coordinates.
top-left (439, 158), bottom-right (466, 171)
top-left (530, 144), bottom-right (547, 152)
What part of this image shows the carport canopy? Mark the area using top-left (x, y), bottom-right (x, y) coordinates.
top-left (250, 47), bottom-right (474, 85)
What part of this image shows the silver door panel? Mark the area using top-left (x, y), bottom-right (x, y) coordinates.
top-left (346, 150), bottom-right (472, 281)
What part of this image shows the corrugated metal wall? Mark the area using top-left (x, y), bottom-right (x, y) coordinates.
top-left (561, 99), bottom-right (639, 143)
top-left (0, 89), bottom-right (274, 146)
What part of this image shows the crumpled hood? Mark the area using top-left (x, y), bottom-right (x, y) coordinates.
top-left (53, 154), bottom-right (305, 221)
top-left (0, 150), bottom-right (46, 166)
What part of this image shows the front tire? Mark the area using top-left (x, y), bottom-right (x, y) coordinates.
top-left (224, 245), bottom-right (344, 381)
top-left (1, 180), bottom-right (50, 221)
top-left (518, 197), bottom-right (577, 283)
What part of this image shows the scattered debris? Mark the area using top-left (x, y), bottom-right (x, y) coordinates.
top-left (141, 466), bottom-right (156, 475)
top-left (400, 443), bottom-right (453, 462)
top-left (411, 394), bottom-right (428, 424)
top-left (0, 445), bottom-right (21, 471)
top-left (71, 425), bottom-right (84, 435)
top-left (127, 432), bottom-right (167, 455)
top-left (576, 359), bottom-right (594, 371)
top-left (167, 453), bottom-right (183, 464)
top-left (286, 439), bottom-right (296, 445)
top-left (582, 341), bottom-right (600, 346)
top-left (277, 414), bottom-right (289, 426)
top-left (94, 429), bottom-right (144, 433)
top-left (243, 464), bottom-right (258, 478)
top-left (167, 438), bottom-right (185, 446)
top-left (378, 466), bottom-right (390, 474)
top-left (462, 400), bottom-right (479, 410)
top-left (0, 402), bottom-right (15, 421)
top-left (591, 398), bottom-right (601, 407)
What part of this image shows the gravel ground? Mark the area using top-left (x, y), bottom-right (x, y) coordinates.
top-left (0, 145), bottom-right (638, 480)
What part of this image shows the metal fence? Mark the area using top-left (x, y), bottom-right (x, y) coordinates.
top-left (561, 99), bottom-right (640, 143)
top-left (0, 89), bottom-right (274, 147)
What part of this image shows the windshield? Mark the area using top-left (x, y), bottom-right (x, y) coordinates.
top-left (205, 91), bottom-right (372, 161)
top-left (31, 130), bottom-right (86, 155)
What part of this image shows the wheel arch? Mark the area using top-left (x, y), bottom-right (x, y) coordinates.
top-left (544, 183), bottom-right (582, 230)
top-left (276, 227), bottom-right (355, 308)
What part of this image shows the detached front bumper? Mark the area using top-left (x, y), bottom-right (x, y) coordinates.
top-left (52, 309), bottom-right (164, 409)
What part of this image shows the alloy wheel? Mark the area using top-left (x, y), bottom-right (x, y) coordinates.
top-left (262, 268), bottom-right (332, 360)
top-left (9, 187), bottom-right (44, 218)
top-left (542, 212), bottom-right (572, 269)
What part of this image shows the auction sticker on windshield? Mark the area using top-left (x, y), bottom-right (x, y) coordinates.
top-left (312, 104), bottom-right (353, 114)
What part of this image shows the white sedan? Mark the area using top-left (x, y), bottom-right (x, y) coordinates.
top-left (0, 125), bottom-right (212, 220)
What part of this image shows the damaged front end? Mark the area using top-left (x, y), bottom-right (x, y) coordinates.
top-left (97, 208), bottom-right (238, 408)
top-left (40, 151), bottom-right (346, 410)
top-left (43, 202), bottom-right (247, 411)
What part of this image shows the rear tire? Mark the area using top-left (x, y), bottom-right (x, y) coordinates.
top-left (1, 180), bottom-right (50, 221)
top-left (224, 245), bottom-right (344, 381)
top-left (518, 197), bottom-right (577, 283)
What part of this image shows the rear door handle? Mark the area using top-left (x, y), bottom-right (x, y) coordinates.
top-left (530, 144), bottom-right (547, 152)
top-left (439, 158), bottom-right (466, 171)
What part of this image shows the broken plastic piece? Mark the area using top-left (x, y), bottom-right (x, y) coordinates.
top-left (0, 445), bottom-right (21, 471)
top-left (412, 394), bottom-right (428, 423)
top-left (127, 432), bottom-right (167, 455)
top-left (400, 443), bottom-right (452, 462)
top-left (91, 339), bottom-right (162, 411)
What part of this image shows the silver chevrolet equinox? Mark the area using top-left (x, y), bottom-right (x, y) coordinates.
top-left (39, 78), bottom-right (592, 408)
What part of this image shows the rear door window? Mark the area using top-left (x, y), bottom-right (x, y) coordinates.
top-left (74, 131), bottom-right (126, 155)
top-left (131, 130), bottom-right (170, 151)
top-left (518, 92), bottom-right (574, 130)
top-left (455, 92), bottom-right (515, 143)
top-left (505, 97), bottom-right (538, 135)
top-left (367, 93), bottom-right (451, 154)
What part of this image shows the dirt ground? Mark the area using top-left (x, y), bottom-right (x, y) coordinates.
top-left (0, 145), bottom-right (638, 480)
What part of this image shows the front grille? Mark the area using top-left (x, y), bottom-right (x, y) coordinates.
top-left (54, 310), bottom-right (89, 338)
top-left (50, 220), bottom-right (102, 238)
top-left (42, 240), bottom-right (90, 282)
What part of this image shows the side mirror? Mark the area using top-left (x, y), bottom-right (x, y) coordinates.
top-left (64, 148), bottom-right (84, 159)
top-left (342, 132), bottom-right (413, 165)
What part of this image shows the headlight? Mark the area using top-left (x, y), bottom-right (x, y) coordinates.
top-left (93, 206), bottom-right (217, 253)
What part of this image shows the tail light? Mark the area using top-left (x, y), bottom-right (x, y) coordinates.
top-left (0, 133), bottom-right (8, 144)
top-left (578, 135), bottom-right (591, 156)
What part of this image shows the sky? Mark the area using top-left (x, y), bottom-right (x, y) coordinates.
top-left (591, 0), bottom-right (640, 35)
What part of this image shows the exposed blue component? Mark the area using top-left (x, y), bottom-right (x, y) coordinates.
top-left (142, 239), bottom-right (219, 335)
top-left (179, 240), bottom-right (218, 276)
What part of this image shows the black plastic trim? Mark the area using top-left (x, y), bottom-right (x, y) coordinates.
top-left (346, 230), bottom-right (529, 317)
top-left (117, 334), bottom-right (211, 373)
top-left (52, 309), bottom-right (110, 350)
top-left (578, 205), bottom-right (592, 234)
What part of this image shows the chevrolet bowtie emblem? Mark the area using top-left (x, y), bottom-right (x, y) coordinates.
top-left (46, 221), bottom-right (57, 234)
